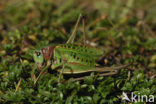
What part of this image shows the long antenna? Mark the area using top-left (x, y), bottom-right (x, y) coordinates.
top-left (82, 16), bottom-right (86, 45)
top-left (66, 14), bottom-right (82, 43)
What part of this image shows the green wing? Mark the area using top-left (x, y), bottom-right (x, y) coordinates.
top-left (57, 43), bottom-right (103, 58)
top-left (51, 43), bottom-right (104, 72)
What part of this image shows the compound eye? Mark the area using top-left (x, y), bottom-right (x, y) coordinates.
top-left (36, 52), bottom-right (41, 56)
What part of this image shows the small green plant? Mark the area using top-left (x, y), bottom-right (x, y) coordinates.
top-left (0, 0), bottom-right (155, 103)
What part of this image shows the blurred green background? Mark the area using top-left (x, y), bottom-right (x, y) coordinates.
top-left (0, 0), bottom-right (156, 103)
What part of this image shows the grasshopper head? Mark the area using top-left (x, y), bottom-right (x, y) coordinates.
top-left (33, 46), bottom-right (55, 69)
top-left (33, 50), bottom-right (44, 68)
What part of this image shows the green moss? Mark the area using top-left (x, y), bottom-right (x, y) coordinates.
top-left (0, 0), bottom-right (155, 103)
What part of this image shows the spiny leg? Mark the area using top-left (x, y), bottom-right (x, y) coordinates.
top-left (95, 64), bottom-right (131, 73)
top-left (66, 14), bottom-right (82, 44)
top-left (68, 64), bottom-right (131, 82)
top-left (98, 70), bottom-right (117, 76)
top-left (34, 60), bottom-right (51, 85)
top-left (70, 70), bottom-right (117, 82)
top-left (58, 60), bottom-right (65, 83)
top-left (95, 63), bottom-right (132, 76)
